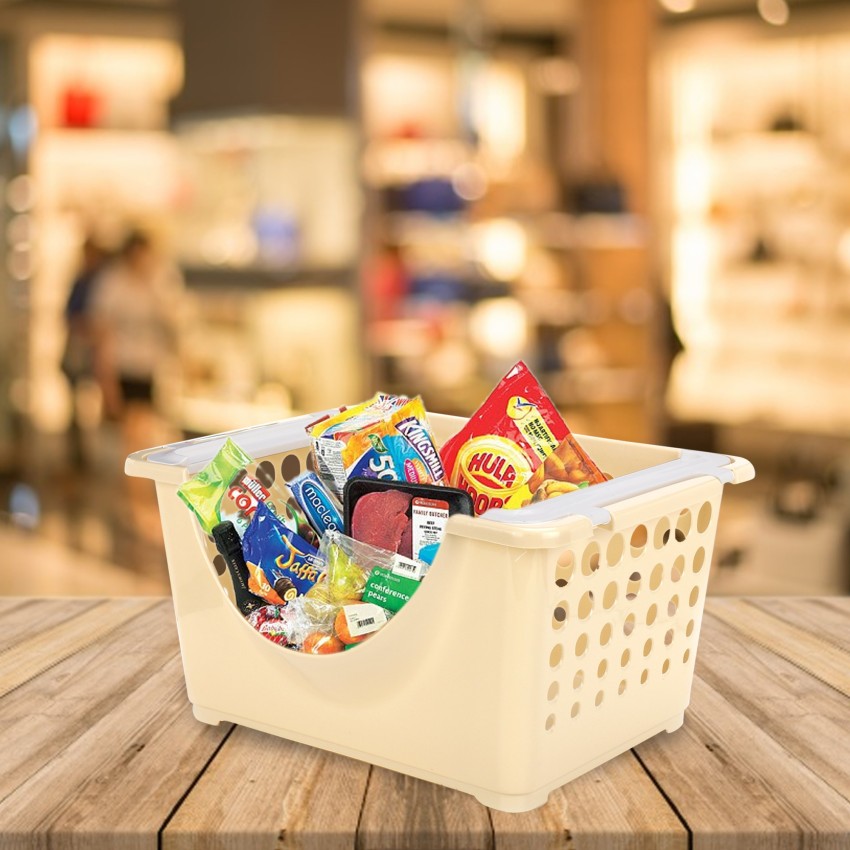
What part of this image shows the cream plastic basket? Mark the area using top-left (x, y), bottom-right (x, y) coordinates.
top-left (126, 412), bottom-right (754, 812)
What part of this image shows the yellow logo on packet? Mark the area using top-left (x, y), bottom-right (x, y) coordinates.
top-left (453, 435), bottom-right (533, 515)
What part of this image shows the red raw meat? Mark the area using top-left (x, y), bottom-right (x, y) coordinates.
top-left (398, 521), bottom-right (413, 559)
top-left (351, 490), bottom-right (412, 553)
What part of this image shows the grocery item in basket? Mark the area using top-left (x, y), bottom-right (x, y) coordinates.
top-left (308, 394), bottom-right (446, 498)
top-left (302, 631), bottom-right (345, 654)
top-left (440, 360), bottom-right (601, 515)
top-left (505, 433), bottom-right (608, 508)
top-left (345, 477), bottom-right (473, 561)
top-left (177, 437), bottom-right (318, 547)
top-left (211, 521), bottom-right (266, 615)
top-left (362, 566), bottom-right (421, 614)
top-left (288, 471), bottom-right (344, 539)
top-left (247, 605), bottom-right (299, 646)
top-left (242, 503), bottom-right (325, 603)
top-left (335, 603), bottom-right (389, 644)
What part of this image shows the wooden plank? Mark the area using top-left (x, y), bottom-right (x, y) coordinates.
top-left (0, 601), bottom-right (180, 804)
top-left (635, 676), bottom-right (850, 850)
top-left (491, 750), bottom-right (688, 850)
top-left (162, 727), bottom-right (370, 850)
top-left (707, 598), bottom-right (850, 697)
top-left (0, 653), bottom-right (230, 850)
top-left (697, 611), bottom-right (850, 802)
top-left (357, 768), bottom-right (492, 850)
top-left (746, 598), bottom-right (850, 653)
top-left (0, 598), bottom-right (160, 697)
top-left (0, 598), bottom-right (102, 654)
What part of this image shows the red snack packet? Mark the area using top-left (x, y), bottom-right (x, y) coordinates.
top-left (440, 361), bottom-right (601, 515)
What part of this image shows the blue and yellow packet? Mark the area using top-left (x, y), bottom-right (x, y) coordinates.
top-left (242, 503), bottom-right (325, 603)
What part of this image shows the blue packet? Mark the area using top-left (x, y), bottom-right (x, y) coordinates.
top-left (242, 502), bottom-right (325, 602)
top-left (288, 471), bottom-right (344, 538)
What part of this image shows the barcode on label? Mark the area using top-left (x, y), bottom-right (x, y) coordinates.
top-left (343, 603), bottom-right (387, 637)
top-left (392, 555), bottom-right (425, 581)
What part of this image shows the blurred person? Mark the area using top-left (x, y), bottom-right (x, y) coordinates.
top-left (90, 230), bottom-right (185, 535)
top-left (61, 236), bottom-right (108, 468)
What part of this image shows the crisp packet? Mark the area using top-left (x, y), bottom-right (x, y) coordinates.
top-left (177, 437), bottom-right (318, 546)
top-left (242, 503), bottom-right (325, 603)
top-left (439, 361), bottom-right (605, 515)
top-left (308, 394), bottom-right (445, 497)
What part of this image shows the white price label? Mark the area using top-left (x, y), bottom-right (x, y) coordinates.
top-left (411, 497), bottom-right (449, 560)
top-left (392, 554), bottom-right (427, 581)
top-left (343, 603), bottom-right (388, 638)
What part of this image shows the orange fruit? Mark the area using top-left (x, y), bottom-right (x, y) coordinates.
top-left (334, 608), bottom-right (370, 645)
top-left (302, 631), bottom-right (344, 654)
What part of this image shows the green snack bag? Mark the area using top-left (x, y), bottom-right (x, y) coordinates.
top-left (362, 566), bottom-right (420, 614)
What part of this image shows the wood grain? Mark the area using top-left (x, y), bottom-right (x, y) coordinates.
top-left (708, 598), bottom-right (850, 696)
top-left (358, 768), bottom-right (493, 850)
top-left (490, 750), bottom-right (688, 850)
top-left (0, 598), bottom-right (159, 698)
top-left (0, 601), bottom-right (180, 804)
top-left (162, 726), bottom-right (370, 850)
top-left (0, 652), bottom-right (230, 850)
top-left (746, 597), bottom-right (850, 653)
top-left (0, 598), bottom-right (101, 654)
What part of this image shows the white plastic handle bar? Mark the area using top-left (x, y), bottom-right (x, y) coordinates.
top-left (480, 448), bottom-right (740, 527)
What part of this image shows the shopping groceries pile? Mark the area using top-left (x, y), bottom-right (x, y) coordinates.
top-left (176, 361), bottom-right (609, 654)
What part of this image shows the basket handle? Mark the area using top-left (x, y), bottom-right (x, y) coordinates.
top-left (480, 449), bottom-right (754, 528)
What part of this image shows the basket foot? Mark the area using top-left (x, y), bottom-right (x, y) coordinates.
top-left (193, 704), bottom-right (223, 726)
top-left (665, 711), bottom-right (685, 734)
top-left (473, 788), bottom-right (551, 813)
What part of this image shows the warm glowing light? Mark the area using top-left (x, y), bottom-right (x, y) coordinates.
top-left (469, 298), bottom-right (528, 358)
top-left (758, 0), bottom-right (789, 26)
top-left (471, 63), bottom-right (526, 162)
top-left (451, 162), bottom-right (488, 201)
top-left (471, 219), bottom-right (528, 281)
top-left (659, 0), bottom-right (696, 13)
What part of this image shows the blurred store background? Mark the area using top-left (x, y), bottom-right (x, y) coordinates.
top-left (0, 0), bottom-right (848, 597)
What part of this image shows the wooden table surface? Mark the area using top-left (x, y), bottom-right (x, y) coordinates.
top-left (1, 596), bottom-right (849, 849)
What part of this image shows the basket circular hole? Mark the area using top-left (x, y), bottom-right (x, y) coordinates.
top-left (640, 669), bottom-right (649, 685)
top-left (689, 586), bottom-right (700, 607)
top-left (597, 659), bottom-right (608, 678)
top-left (630, 524), bottom-right (648, 555)
top-left (626, 571), bottom-right (642, 600)
top-left (668, 595), bottom-right (680, 617)
top-left (654, 517), bottom-right (671, 549)
top-left (306, 451), bottom-right (317, 472)
top-left (623, 613), bottom-right (636, 636)
top-left (693, 547), bottom-right (706, 574)
top-left (686, 619), bottom-right (695, 637)
top-left (618, 679), bottom-right (627, 695)
top-left (676, 509), bottom-right (692, 541)
top-left (683, 648), bottom-right (691, 663)
top-left (671, 555), bottom-right (685, 583)
top-left (649, 563), bottom-right (664, 591)
top-left (256, 460), bottom-right (276, 488)
top-left (571, 701), bottom-right (581, 719)
top-left (595, 690), bottom-right (605, 707)
top-left (212, 554), bottom-right (227, 576)
top-left (552, 602), bottom-right (569, 630)
top-left (549, 643), bottom-right (563, 669)
top-left (621, 648), bottom-right (631, 667)
top-left (646, 603), bottom-right (658, 626)
top-left (573, 669), bottom-right (585, 690)
top-left (664, 628), bottom-right (674, 646)
top-left (582, 542), bottom-right (601, 576)
top-left (606, 533), bottom-right (624, 566)
top-left (545, 713), bottom-right (556, 731)
top-left (547, 681), bottom-right (560, 701)
top-left (662, 658), bottom-right (671, 674)
top-left (697, 501), bottom-right (712, 533)
top-left (600, 621), bottom-right (613, 647)
top-left (603, 581), bottom-right (618, 610)
top-left (555, 550), bottom-right (575, 587)
top-left (578, 591), bottom-right (594, 620)
top-left (280, 454), bottom-right (302, 482)
top-left (643, 638), bottom-right (653, 657)
top-left (575, 632), bottom-right (589, 657)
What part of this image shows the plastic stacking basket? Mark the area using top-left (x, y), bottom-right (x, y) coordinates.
top-left (126, 412), bottom-right (754, 812)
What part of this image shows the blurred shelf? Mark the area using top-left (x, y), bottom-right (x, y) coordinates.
top-left (181, 265), bottom-right (354, 289)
